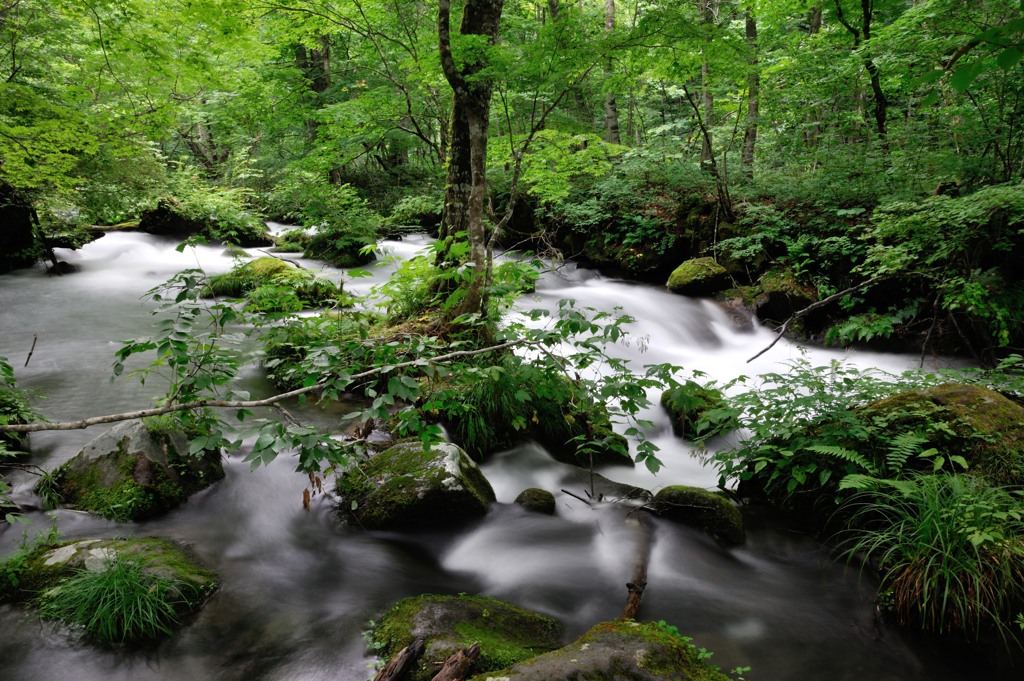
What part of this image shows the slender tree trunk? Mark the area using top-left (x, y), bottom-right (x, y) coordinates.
top-left (834, 0), bottom-right (889, 154)
top-left (297, 37), bottom-right (341, 184)
top-left (805, 6), bottom-right (824, 148)
top-left (698, 0), bottom-right (718, 170)
top-left (437, 0), bottom-right (505, 320)
top-left (603, 0), bottom-right (620, 144)
top-left (741, 10), bottom-right (759, 176)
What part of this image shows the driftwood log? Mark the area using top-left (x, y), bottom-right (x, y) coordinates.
top-left (373, 638), bottom-right (425, 681)
top-left (621, 510), bottom-right (654, 620)
top-left (431, 643), bottom-right (481, 681)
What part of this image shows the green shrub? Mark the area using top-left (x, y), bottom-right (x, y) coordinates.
top-left (839, 475), bottom-right (1024, 642)
top-left (37, 554), bottom-right (202, 646)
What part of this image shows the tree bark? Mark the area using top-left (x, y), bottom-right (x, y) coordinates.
top-left (430, 643), bottom-right (481, 681)
top-left (740, 10), bottom-right (759, 176)
top-left (698, 0), bottom-right (718, 171)
top-left (437, 0), bottom-right (505, 320)
top-left (834, 0), bottom-right (889, 153)
top-left (373, 639), bottom-right (425, 681)
top-left (603, 0), bottom-right (620, 144)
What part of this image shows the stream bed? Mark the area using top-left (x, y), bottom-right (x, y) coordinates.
top-left (0, 231), bottom-right (1009, 680)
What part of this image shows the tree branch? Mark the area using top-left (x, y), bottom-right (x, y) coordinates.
top-left (746, 274), bottom-right (892, 363)
top-left (0, 340), bottom-right (528, 434)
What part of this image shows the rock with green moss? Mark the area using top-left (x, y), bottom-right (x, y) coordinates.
top-left (39, 419), bottom-right (224, 522)
top-left (139, 196), bottom-right (271, 246)
top-left (857, 383), bottom-right (1024, 485)
top-left (660, 381), bottom-right (735, 440)
top-left (337, 441), bottom-right (495, 531)
top-left (372, 594), bottom-right (563, 681)
top-left (751, 269), bottom-right (817, 326)
top-left (652, 486), bottom-right (745, 547)
top-left (205, 256), bottom-right (347, 311)
top-left (0, 535), bottom-right (217, 645)
top-left (467, 619), bottom-right (732, 681)
top-left (514, 488), bottom-right (556, 515)
top-left (666, 257), bottom-right (730, 296)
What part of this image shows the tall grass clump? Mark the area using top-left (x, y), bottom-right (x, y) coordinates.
top-left (37, 555), bottom-right (197, 646)
top-left (839, 474), bottom-right (1024, 643)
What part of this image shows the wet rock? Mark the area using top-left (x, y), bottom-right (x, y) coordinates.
top-left (40, 419), bottom-right (224, 522)
top-left (660, 381), bottom-right (736, 440)
top-left (468, 619), bottom-right (731, 680)
top-left (0, 535), bottom-right (218, 644)
top-left (372, 594), bottom-right (563, 681)
top-left (857, 383), bottom-right (1024, 485)
top-left (0, 182), bottom-right (38, 272)
top-left (666, 257), bottom-right (730, 296)
top-left (337, 441), bottom-right (495, 531)
top-left (751, 270), bottom-right (817, 326)
top-left (514, 487), bottom-right (556, 515)
top-left (652, 485), bottom-right (745, 547)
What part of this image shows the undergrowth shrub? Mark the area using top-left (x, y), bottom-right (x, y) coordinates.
top-left (839, 475), bottom-right (1024, 642)
top-left (37, 555), bottom-right (200, 646)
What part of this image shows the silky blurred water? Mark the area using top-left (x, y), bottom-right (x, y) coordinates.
top-left (0, 231), bottom-right (1003, 681)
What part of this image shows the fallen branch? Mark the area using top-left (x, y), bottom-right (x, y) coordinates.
top-left (746, 274), bottom-right (891, 363)
top-left (24, 333), bottom-right (37, 368)
top-left (0, 340), bottom-right (528, 434)
top-left (621, 509), bottom-right (653, 620)
top-left (430, 643), bottom-right (480, 681)
top-left (373, 638), bottom-right (425, 681)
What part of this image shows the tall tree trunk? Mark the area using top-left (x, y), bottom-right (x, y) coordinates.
top-left (437, 0), bottom-right (505, 320)
top-left (804, 6), bottom-right (824, 149)
top-left (741, 10), bottom-right (759, 176)
top-left (698, 0), bottom-right (718, 170)
top-left (603, 0), bottom-right (620, 144)
top-left (834, 0), bottom-right (889, 154)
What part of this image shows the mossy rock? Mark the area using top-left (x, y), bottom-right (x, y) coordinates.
top-left (138, 196), bottom-right (271, 247)
top-left (666, 257), bottom-right (730, 296)
top-left (652, 486), bottom-right (745, 547)
top-left (857, 383), bottom-right (1024, 485)
top-left (304, 231), bottom-right (377, 268)
top-left (39, 419), bottom-right (224, 522)
top-left (272, 228), bottom-right (310, 253)
top-left (751, 269), bottom-right (818, 326)
top-left (467, 619), bottom-right (731, 680)
top-left (514, 487), bottom-right (556, 515)
top-left (372, 594), bottom-right (563, 681)
top-left (660, 382), bottom-right (736, 440)
top-left (337, 441), bottom-right (495, 531)
top-left (205, 256), bottom-right (346, 311)
top-left (0, 535), bottom-right (217, 645)
top-left (0, 181), bottom-right (38, 272)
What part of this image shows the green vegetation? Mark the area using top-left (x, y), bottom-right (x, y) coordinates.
top-left (702, 356), bottom-right (1024, 644)
top-left (205, 256), bottom-right (349, 312)
top-left (38, 555), bottom-right (196, 646)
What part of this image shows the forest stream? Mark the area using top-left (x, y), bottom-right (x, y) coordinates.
top-left (0, 230), bottom-right (1009, 681)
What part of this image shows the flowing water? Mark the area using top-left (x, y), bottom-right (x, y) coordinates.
top-left (0, 230), bottom-right (1009, 680)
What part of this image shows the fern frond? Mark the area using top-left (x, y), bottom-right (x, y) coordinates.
top-left (805, 444), bottom-right (876, 474)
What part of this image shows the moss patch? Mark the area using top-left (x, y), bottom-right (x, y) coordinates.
top-left (338, 441), bottom-right (495, 531)
top-left (372, 594), bottom-right (563, 681)
top-left (468, 619), bottom-right (731, 680)
top-left (205, 256), bottom-right (347, 311)
top-left (660, 381), bottom-right (735, 440)
top-left (652, 486), bottom-right (745, 547)
top-left (41, 420), bottom-right (224, 522)
top-left (666, 257), bottom-right (730, 296)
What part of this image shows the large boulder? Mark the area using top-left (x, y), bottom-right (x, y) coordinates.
top-left (751, 270), bottom-right (817, 326)
top-left (666, 257), bottom-right (730, 296)
top-left (40, 419), bottom-right (224, 522)
top-left (468, 619), bottom-right (731, 680)
top-left (858, 383), bottom-right (1024, 485)
top-left (651, 486), bottom-right (745, 547)
top-left (372, 594), bottom-right (563, 681)
top-left (0, 535), bottom-right (217, 645)
top-left (0, 182), bottom-right (38, 272)
top-left (337, 441), bottom-right (495, 531)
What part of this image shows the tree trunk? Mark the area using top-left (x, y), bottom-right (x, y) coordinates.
top-left (437, 0), bottom-right (505, 320)
top-left (297, 37), bottom-right (342, 184)
top-left (834, 0), bottom-right (889, 154)
top-left (740, 10), bottom-right (759, 176)
top-left (698, 0), bottom-right (718, 171)
top-left (603, 0), bottom-right (620, 144)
